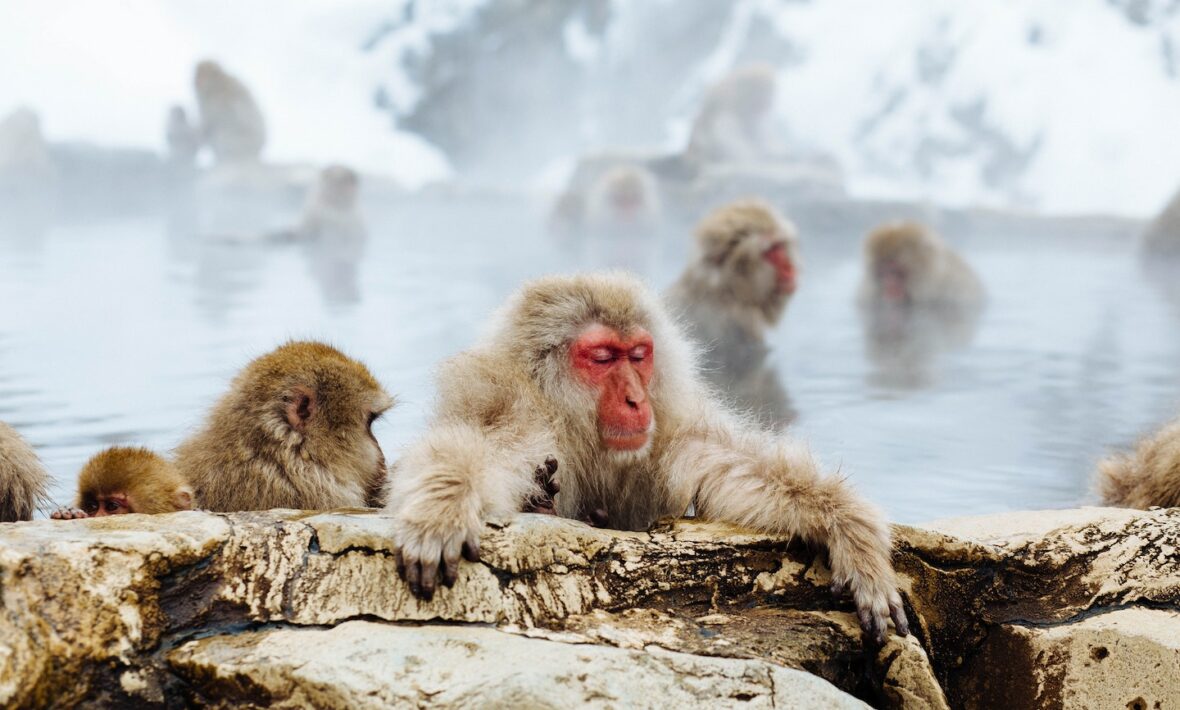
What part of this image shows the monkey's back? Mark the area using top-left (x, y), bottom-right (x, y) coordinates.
top-left (1098, 418), bottom-right (1180, 509)
top-left (0, 421), bottom-right (49, 522)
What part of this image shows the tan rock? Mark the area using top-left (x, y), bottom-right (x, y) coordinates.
top-left (956, 608), bottom-right (1180, 709)
top-left (169, 620), bottom-right (869, 709)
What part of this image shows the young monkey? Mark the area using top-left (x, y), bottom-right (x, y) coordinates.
top-left (51, 447), bottom-right (193, 519)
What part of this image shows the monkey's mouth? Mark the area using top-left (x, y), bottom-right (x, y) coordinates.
top-left (601, 424), bottom-right (652, 451)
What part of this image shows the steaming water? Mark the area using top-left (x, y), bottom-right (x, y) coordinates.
top-left (2, 194), bottom-right (1178, 524)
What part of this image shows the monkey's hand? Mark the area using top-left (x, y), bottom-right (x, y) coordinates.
top-left (50, 507), bottom-right (89, 520)
top-left (393, 510), bottom-right (483, 602)
top-left (522, 456), bottom-right (559, 515)
top-left (832, 567), bottom-right (908, 646)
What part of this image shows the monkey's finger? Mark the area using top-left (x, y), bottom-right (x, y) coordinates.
top-left (890, 600), bottom-right (910, 637)
top-left (442, 546), bottom-right (461, 588)
top-left (545, 456), bottom-right (558, 475)
top-left (419, 557), bottom-right (439, 600)
top-left (395, 550), bottom-right (406, 579)
top-left (462, 537), bottom-right (481, 563)
top-left (589, 508), bottom-right (609, 527)
top-left (830, 580), bottom-right (849, 597)
top-left (404, 558), bottom-right (422, 596)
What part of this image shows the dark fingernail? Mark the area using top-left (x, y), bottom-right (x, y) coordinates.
top-left (444, 567), bottom-right (458, 587)
top-left (546, 456), bottom-right (558, 474)
top-left (462, 540), bottom-right (481, 562)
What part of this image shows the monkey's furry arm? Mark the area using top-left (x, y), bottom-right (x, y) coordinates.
top-left (663, 418), bottom-right (908, 644)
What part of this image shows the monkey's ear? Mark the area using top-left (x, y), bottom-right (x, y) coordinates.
top-left (285, 386), bottom-right (317, 431)
top-left (174, 486), bottom-right (195, 511)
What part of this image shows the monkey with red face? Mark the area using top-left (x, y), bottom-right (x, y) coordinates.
top-left (389, 273), bottom-right (907, 644)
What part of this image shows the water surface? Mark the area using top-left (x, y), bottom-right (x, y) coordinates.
top-left (2, 195), bottom-right (1177, 523)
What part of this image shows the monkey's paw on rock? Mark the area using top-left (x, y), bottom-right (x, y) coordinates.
top-left (0, 507), bottom-right (1178, 708)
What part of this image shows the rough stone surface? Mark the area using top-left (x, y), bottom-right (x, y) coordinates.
top-left (170, 621), bottom-right (868, 709)
top-left (0, 506), bottom-right (1176, 708)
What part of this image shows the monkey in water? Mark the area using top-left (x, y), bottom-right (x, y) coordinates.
top-left (0, 421), bottom-right (50, 522)
top-left (164, 105), bottom-right (201, 169)
top-left (857, 221), bottom-right (985, 388)
top-left (1097, 416), bottom-right (1180, 509)
top-left (51, 447), bottom-right (193, 519)
top-left (684, 64), bottom-right (781, 166)
top-left (388, 272), bottom-right (907, 643)
top-left (193, 60), bottom-right (267, 164)
top-left (583, 165), bottom-right (662, 233)
top-left (666, 200), bottom-right (800, 428)
top-left (175, 341), bottom-right (393, 512)
top-left (1142, 187), bottom-right (1180, 258)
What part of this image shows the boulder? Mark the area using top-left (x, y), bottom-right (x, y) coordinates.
top-left (0, 506), bottom-right (1176, 708)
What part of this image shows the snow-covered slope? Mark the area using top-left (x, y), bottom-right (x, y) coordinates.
top-left (2, 0), bottom-right (1178, 215)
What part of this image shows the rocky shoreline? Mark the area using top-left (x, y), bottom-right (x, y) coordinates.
top-left (0, 507), bottom-right (1176, 708)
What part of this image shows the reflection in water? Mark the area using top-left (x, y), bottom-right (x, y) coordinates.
top-left (2, 192), bottom-right (1179, 523)
top-left (699, 343), bottom-right (797, 433)
top-left (860, 301), bottom-right (982, 391)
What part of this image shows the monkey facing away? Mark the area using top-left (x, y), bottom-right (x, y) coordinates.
top-left (293, 165), bottom-right (367, 306)
top-left (1097, 416), bottom-right (1180, 509)
top-left (193, 60), bottom-right (267, 164)
top-left (685, 64), bottom-right (781, 165)
top-left (51, 447), bottom-right (193, 519)
top-left (175, 341), bottom-right (393, 511)
top-left (666, 200), bottom-right (800, 428)
top-left (388, 272), bottom-right (907, 643)
top-left (0, 421), bottom-right (49, 522)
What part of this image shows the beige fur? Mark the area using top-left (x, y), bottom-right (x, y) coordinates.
top-left (0, 421), bottom-right (49, 522)
top-left (857, 221), bottom-right (984, 309)
top-left (1097, 417), bottom-right (1180, 509)
top-left (667, 200), bottom-right (800, 358)
top-left (584, 165), bottom-right (662, 231)
top-left (193, 60), bottom-right (267, 164)
top-left (389, 272), bottom-right (906, 640)
top-left (175, 341), bottom-right (394, 511)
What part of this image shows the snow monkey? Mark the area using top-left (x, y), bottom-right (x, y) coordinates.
top-left (165, 105), bottom-right (201, 168)
top-left (388, 273), bottom-right (908, 643)
top-left (584, 164), bottom-right (662, 232)
top-left (1097, 416), bottom-right (1180, 509)
top-left (51, 447), bottom-right (193, 519)
top-left (667, 199), bottom-right (800, 364)
top-left (666, 200), bottom-right (800, 429)
top-left (858, 221), bottom-right (984, 311)
top-left (175, 341), bottom-right (394, 511)
top-left (193, 60), bottom-right (267, 164)
top-left (685, 63), bottom-right (780, 165)
top-left (0, 421), bottom-right (49, 522)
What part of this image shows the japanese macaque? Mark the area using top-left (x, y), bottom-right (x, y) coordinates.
top-left (295, 165), bottom-right (364, 241)
top-left (857, 222), bottom-right (983, 310)
top-left (1142, 187), bottom-right (1180, 258)
top-left (1097, 417), bottom-right (1180, 509)
top-left (857, 222), bottom-right (984, 388)
top-left (175, 341), bottom-right (393, 511)
top-left (584, 165), bottom-right (662, 232)
top-left (165, 105), bottom-right (201, 168)
top-left (0, 107), bottom-right (56, 192)
top-left (685, 64), bottom-right (781, 165)
top-left (388, 273), bottom-right (907, 643)
top-left (666, 200), bottom-right (800, 428)
top-left (0, 421), bottom-right (49, 522)
top-left (193, 60), bottom-right (267, 164)
top-left (51, 447), bottom-right (192, 519)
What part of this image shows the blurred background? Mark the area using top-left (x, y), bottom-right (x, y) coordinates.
top-left (2, 0), bottom-right (1179, 522)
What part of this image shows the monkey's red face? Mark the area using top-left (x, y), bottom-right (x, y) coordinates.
top-left (764, 241), bottom-right (797, 295)
top-left (571, 324), bottom-right (654, 451)
top-left (876, 259), bottom-right (909, 303)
